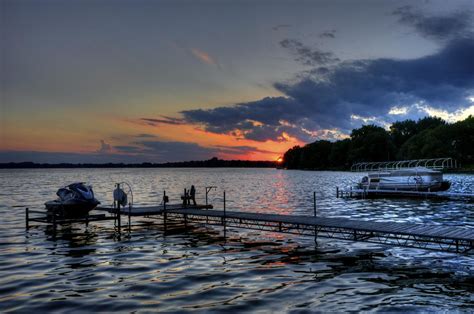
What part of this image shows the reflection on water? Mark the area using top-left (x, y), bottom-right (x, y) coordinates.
top-left (0, 168), bottom-right (473, 312)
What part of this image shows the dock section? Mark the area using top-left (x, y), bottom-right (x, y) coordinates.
top-left (162, 208), bottom-right (474, 254)
top-left (25, 200), bottom-right (474, 254)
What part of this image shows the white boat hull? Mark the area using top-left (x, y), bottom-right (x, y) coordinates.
top-left (358, 167), bottom-right (451, 192)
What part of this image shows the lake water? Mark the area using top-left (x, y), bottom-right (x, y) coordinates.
top-left (1, 168), bottom-right (473, 312)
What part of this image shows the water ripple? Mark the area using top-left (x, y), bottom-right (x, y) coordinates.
top-left (0, 169), bottom-right (473, 312)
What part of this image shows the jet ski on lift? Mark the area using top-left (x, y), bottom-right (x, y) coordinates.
top-left (45, 182), bottom-right (100, 218)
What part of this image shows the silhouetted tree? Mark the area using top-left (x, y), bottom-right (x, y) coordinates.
top-left (281, 116), bottom-right (473, 170)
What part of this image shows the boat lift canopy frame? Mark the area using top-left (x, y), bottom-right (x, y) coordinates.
top-left (351, 158), bottom-right (456, 172)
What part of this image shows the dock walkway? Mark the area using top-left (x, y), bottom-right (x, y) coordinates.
top-left (25, 199), bottom-right (474, 254)
top-left (93, 205), bottom-right (474, 253)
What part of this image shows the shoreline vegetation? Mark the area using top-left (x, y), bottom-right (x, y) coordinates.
top-left (282, 116), bottom-right (473, 172)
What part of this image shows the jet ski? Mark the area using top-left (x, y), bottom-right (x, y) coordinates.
top-left (45, 182), bottom-right (100, 218)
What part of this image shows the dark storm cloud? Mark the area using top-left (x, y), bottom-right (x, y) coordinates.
top-left (279, 39), bottom-right (340, 66)
top-left (182, 96), bottom-right (316, 142)
top-left (393, 6), bottom-right (473, 40)
top-left (182, 37), bottom-right (474, 142)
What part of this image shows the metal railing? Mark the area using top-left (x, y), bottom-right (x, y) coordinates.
top-left (351, 158), bottom-right (457, 172)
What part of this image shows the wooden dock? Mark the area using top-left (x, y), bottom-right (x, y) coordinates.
top-left (161, 207), bottom-right (474, 253)
top-left (25, 200), bottom-right (474, 254)
top-left (96, 204), bottom-right (213, 216)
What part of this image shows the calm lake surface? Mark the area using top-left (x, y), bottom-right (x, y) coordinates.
top-left (1, 168), bottom-right (473, 312)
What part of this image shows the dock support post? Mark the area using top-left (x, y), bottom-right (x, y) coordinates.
top-left (313, 192), bottom-right (317, 245)
top-left (313, 192), bottom-right (317, 217)
top-left (223, 190), bottom-right (226, 241)
top-left (117, 184), bottom-right (121, 235)
top-left (25, 207), bottom-right (29, 230)
top-left (336, 187), bottom-right (339, 198)
top-left (184, 188), bottom-right (187, 207)
top-left (163, 190), bottom-right (167, 233)
top-left (128, 204), bottom-right (131, 233)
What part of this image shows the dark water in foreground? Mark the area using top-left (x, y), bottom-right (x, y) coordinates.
top-left (1, 168), bottom-right (473, 312)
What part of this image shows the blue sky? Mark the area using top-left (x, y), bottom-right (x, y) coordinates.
top-left (1, 0), bottom-right (473, 163)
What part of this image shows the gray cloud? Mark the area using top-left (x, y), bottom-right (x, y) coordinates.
top-left (114, 145), bottom-right (144, 153)
top-left (97, 140), bottom-right (112, 153)
top-left (0, 151), bottom-right (138, 164)
top-left (214, 145), bottom-right (278, 155)
top-left (393, 6), bottom-right (473, 41)
top-left (319, 30), bottom-right (336, 39)
top-left (0, 140), bottom-right (275, 163)
top-left (141, 116), bottom-right (186, 126)
top-left (279, 39), bottom-right (340, 66)
top-left (136, 133), bottom-right (157, 138)
top-left (182, 37), bottom-right (474, 142)
top-left (272, 24), bottom-right (291, 31)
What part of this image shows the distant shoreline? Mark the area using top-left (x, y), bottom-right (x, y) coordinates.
top-left (0, 158), bottom-right (278, 169)
top-left (2, 163), bottom-right (472, 174)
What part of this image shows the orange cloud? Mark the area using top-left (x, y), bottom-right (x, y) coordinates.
top-left (190, 48), bottom-right (217, 66)
top-left (120, 116), bottom-right (303, 161)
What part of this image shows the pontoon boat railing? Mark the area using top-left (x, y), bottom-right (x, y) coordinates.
top-left (351, 158), bottom-right (457, 172)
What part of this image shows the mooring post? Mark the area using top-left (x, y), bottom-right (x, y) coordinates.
top-left (313, 192), bottom-right (317, 245)
top-left (184, 188), bottom-right (187, 207)
top-left (336, 187), bottom-right (339, 198)
top-left (223, 190), bottom-right (226, 240)
top-left (128, 203), bottom-right (131, 233)
top-left (313, 192), bottom-right (317, 217)
top-left (25, 207), bottom-right (29, 230)
top-left (117, 183), bottom-right (121, 234)
top-left (163, 190), bottom-right (167, 232)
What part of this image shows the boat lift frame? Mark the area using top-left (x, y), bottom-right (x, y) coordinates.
top-left (351, 158), bottom-right (457, 172)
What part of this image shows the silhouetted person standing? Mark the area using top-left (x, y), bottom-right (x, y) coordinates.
top-left (190, 185), bottom-right (196, 206)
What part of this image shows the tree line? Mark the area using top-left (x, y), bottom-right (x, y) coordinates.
top-left (282, 116), bottom-right (474, 170)
top-left (0, 157), bottom-right (277, 169)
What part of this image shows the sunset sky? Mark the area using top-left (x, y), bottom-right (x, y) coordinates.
top-left (1, 0), bottom-right (473, 163)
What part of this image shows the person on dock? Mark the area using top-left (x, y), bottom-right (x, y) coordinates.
top-left (190, 185), bottom-right (197, 206)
